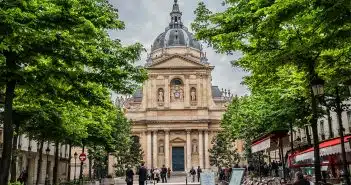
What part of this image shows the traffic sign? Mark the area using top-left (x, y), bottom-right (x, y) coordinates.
top-left (79, 153), bottom-right (87, 162)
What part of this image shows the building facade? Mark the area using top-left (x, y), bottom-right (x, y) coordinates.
top-left (115, 0), bottom-right (238, 172)
top-left (0, 127), bottom-right (70, 185)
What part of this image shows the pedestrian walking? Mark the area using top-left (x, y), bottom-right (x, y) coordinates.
top-left (154, 168), bottom-right (161, 183)
top-left (138, 162), bottom-right (147, 185)
top-left (196, 166), bottom-right (202, 182)
top-left (18, 168), bottom-right (28, 185)
top-left (190, 167), bottom-right (196, 182)
top-left (126, 165), bottom-right (134, 185)
top-left (161, 165), bottom-right (168, 183)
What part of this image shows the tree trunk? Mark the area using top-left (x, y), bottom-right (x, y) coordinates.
top-left (326, 108), bottom-right (334, 138)
top-left (10, 122), bottom-right (20, 182)
top-left (36, 141), bottom-right (44, 185)
top-left (305, 126), bottom-right (312, 145)
top-left (67, 143), bottom-right (72, 181)
top-left (53, 141), bottom-right (59, 185)
top-left (89, 149), bottom-right (92, 180)
top-left (0, 80), bottom-right (16, 185)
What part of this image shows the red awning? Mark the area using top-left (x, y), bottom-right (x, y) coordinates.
top-left (294, 135), bottom-right (351, 162)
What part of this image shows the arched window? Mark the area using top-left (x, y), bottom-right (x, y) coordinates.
top-left (192, 139), bottom-right (198, 154)
top-left (170, 78), bottom-right (183, 85)
top-left (159, 140), bottom-right (164, 154)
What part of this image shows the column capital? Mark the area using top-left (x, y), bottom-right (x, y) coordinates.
top-left (186, 129), bottom-right (191, 134)
top-left (164, 129), bottom-right (170, 133)
top-left (204, 129), bottom-right (209, 134)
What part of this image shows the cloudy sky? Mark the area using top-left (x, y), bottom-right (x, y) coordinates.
top-left (108, 0), bottom-right (249, 96)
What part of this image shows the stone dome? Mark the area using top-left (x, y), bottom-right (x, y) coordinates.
top-left (151, 0), bottom-right (202, 52)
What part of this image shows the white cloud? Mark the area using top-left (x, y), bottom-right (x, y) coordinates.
top-left (108, 0), bottom-right (249, 96)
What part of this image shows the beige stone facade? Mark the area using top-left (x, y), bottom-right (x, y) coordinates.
top-left (125, 49), bottom-right (229, 171)
top-left (113, 0), bottom-right (240, 172)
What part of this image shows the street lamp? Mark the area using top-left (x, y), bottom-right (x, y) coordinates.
top-left (311, 77), bottom-right (324, 183)
top-left (45, 147), bottom-right (50, 185)
top-left (311, 78), bottom-right (325, 96)
top-left (74, 152), bottom-right (78, 181)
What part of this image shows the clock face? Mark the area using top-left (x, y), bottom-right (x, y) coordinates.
top-left (174, 92), bottom-right (180, 98)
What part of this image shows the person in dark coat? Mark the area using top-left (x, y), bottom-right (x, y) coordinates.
top-left (138, 163), bottom-right (148, 185)
top-left (197, 166), bottom-right (202, 182)
top-left (126, 165), bottom-right (135, 185)
top-left (161, 165), bottom-right (168, 183)
top-left (293, 172), bottom-right (310, 185)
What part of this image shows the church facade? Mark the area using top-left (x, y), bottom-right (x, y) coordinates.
top-left (118, 0), bottom-right (234, 172)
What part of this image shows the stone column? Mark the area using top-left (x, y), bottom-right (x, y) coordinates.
top-left (152, 77), bottom-right (157, 107)
top-left (204, 130), bottom-right (209, 169)
top-left (186, 129), bottom-right (192, 170)
top-left (197, 74), bottom-right (202, 107)
top-left (153, 130), bottom-right (158, 168)
top-left (165, 129), bottom-right (170, 168)
top-left (185, 75), bottom-right (190, 107)
top-left (198, 130), bottom-right (204, 168)
top-left (147, 131), bottom-right (152, 168)
top-left (164, 76), bottom-right (170, 107)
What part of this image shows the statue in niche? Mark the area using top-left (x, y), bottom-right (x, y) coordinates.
top-left (158, 89), bottom-right (164, 102)
top-left (190, 88), bottom-right (196, 101)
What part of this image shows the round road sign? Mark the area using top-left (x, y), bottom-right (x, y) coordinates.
top-left (79, 153), bottom-right (87, 162)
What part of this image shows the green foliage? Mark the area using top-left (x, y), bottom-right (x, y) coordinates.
top-left (192, 1), bottom-right (351, 181)
top-left (0, 0), bottom-right (147, 183)
top-left (191, 0), bottom-right (351, 139)
top-left (114, 135), bottom-right (143, 177)
top-left (209, 131), bottom-right (240, 168)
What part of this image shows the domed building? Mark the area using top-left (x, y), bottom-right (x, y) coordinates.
top-left (116, 0), bottom-right (238, 172)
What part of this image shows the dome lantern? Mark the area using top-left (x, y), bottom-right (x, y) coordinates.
top-left (151, 0), bottom-right (202, 53)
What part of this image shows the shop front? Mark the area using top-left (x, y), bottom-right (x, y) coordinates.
top-left (289, 135), bottom-right (351, 184)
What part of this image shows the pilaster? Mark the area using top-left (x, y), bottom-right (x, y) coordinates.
top-left (186, 129), bottom-right (192, 170)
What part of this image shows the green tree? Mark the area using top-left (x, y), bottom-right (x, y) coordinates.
top-left (0, 0), bottom-right (147, 183)
top-left (209, 131), bottom-right (240, 168)
top-left (114, 135), bottom-right (144, 177)
top-left (192, 1), bottom-right (350, 182)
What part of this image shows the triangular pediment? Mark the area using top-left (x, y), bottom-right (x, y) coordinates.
top-left (148, 55), bottom-right (206, 68)
top-left (171, 137), bottom-right (186, 143)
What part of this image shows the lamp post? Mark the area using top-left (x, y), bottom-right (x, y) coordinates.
top-left (311, 77), bottom-right (325, 183)
top-left (74, 152), bottom-right (78, 181)
top-left (45, 147), bottom-right (50, 185)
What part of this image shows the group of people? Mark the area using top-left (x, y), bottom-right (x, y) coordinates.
top-left (148, 165), bottom-right (170, 183)
top-left (247, 160), bottom-right (283, 177)
top-left (189, 166), bottom-right (202, 182)
top-left (125, 163), bottom-right (171, 185)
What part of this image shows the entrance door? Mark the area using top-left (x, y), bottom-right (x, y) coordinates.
top-left (172, 147), bottom-right (185, 171)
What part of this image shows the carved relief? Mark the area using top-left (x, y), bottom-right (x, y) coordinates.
top-left (170, 78), bottom-right (184, 102)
